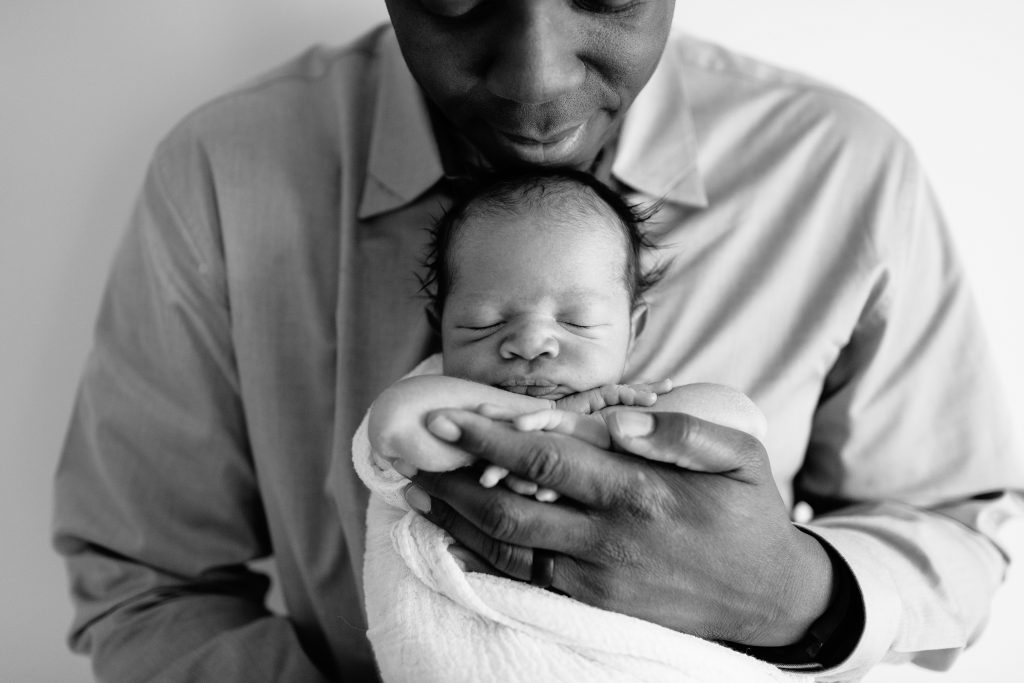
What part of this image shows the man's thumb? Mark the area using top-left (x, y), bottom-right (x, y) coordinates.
top-left (607, 408), bottom-right (763, 475)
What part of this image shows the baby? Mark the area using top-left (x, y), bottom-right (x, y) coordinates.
top-left (367, 168), bottom-right (764, 490)
top-left (348, 169), bottom-right (787, 683)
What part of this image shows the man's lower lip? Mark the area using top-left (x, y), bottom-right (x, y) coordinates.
top-left (495, 125), bottom-right (585, 163)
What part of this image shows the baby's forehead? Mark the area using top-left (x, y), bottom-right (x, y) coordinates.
top-left (455, 186), bottom-right (630, 254)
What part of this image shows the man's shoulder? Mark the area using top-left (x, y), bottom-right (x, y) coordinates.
top-left (668, 32), bottom-right (908, 155)
top-left (668, 32), bottom-right (839, 93)
top-left (152, 24), bottom-right (391, 172)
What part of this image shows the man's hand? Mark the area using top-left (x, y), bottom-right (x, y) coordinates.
top-left (406, 408), bottom-right (833, 648)
top-left (474, 379), bottom-right (675, 499)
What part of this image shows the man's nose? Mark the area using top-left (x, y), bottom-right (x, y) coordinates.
top-left (485, 4), bottom-right (586, 105)
top-left (499, 320), bottom-right (560, 361)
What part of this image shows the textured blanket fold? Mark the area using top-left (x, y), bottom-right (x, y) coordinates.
top-left (354, 357), bottom-right (797, 683)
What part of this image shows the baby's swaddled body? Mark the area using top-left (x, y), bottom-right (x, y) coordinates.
top-left (353, 354), bottom-right (795, 683)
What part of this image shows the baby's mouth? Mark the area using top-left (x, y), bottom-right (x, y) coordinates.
top-left (498, 379), bottom-right (570, 399)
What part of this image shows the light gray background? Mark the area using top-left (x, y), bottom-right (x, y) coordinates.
top-left (2, 1), bottom-right (1021, 680)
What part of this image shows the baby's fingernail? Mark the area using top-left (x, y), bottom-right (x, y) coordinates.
top-left (404, 485), bottom-right (431, 513)
top-left (611, 411), bottom-right (654, 438)
top-left (392, 459), bottom-right (418, 478)
top-left (427, 415), bottom-right (461, 442)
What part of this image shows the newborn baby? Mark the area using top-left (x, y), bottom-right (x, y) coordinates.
top-left (346, 169), bottom-right (790, 683)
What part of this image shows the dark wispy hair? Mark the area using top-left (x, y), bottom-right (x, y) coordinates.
top-left (420, 167), bottom-right (665, 325)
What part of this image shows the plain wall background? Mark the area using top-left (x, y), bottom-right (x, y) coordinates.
top-left (2, 1), bottom-right (1020, 681)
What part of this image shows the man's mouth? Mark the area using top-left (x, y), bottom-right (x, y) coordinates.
top-left (491, 123), bottom-right (587, 164)
top-left (498, 123), bottom-right (582, 146)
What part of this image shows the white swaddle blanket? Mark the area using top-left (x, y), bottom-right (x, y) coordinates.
top-left (353, 356), bottom-right (799, 683)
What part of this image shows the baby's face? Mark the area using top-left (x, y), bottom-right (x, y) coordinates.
top-left (441, 203), bottom-right (641, 400)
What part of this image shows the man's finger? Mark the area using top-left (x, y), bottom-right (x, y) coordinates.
top-left (419, 492), bottom-right (532, 580)
top-left (425, 408), bottom-right (634, 507)
top-left (448, 543), bottom-right (501, 576)
top-left (607, 411), bottom-right (767, 481)
top-left (412, 467), bottom-right (592, 552)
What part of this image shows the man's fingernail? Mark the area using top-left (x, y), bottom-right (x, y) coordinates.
top-left (612, 411), bottom-right (654, 438)
top-left (427, 415), bottom-right (461, 442)
top-left (404, 485), bottom-right (431, 513)
top-left (448, 547), bottom-right (469, 572)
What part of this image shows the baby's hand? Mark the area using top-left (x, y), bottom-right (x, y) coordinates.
top-left (553, 379), bottom-right (673, 415)
top-left (477, 406), bottom-right (620, 502)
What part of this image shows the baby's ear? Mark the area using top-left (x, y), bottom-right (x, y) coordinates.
top-left (630, 303), bottom-right (648, 345)
top-left (425, 304), bottom-right (442, 335)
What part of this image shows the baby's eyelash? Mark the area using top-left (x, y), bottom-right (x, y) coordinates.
top-left (574, 0), bottom-right (642, 16)
top-left (561, 322), bottom-right (595, 329)
top-left (461, 322), bottom-right (501, 331)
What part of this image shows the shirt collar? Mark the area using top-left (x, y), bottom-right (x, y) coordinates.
top-left (358, 30), bottom-right (707, 220)
top-left (613, 38), bottom-right (708, 208)
top-left (358, 31), bottom-right (445, 220)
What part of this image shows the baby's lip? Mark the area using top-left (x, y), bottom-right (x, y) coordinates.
top-left (498, 379), bottom-right (570, 399)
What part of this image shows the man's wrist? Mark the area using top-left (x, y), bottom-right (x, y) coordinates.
top-left (722, 536), bottom-right (863, 670)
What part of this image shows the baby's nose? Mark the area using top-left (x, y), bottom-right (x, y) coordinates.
top-left (499, 321), bottom-right (559, 361)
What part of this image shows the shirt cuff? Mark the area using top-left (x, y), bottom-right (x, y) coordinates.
top-left (793, 524), bottom-right (903, 681)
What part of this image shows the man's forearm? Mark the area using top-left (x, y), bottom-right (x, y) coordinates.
top-left (71, 584), bottom-right (331, 683)
top-left (805, 492), bottom-right (1021, 680)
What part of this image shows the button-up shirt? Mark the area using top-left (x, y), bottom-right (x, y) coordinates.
top-left (54, 25), bottom-right (1023, 682)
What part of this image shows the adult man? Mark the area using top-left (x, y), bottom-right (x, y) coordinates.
top-left (54, 1), bottom-right (1022, 681)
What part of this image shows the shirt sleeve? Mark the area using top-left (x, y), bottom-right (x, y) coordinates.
top-left (52, 141), bottom-right (330, 682)
top-left (793, 147), bottom-right (1024, 680)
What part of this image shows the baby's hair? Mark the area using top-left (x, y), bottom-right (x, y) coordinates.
top-left (420, 167), bottom-right (664, 322)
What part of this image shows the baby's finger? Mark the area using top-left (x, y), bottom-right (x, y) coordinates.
top-left (535, 487), bottom-right (560, 503)
top-left (599, 384), bottom-right (627, 406)
top-left (633, 390), bottom-right (659, 407)
top-left (514, 410), bottom-right (611, 448)
top-left (619, 387), bottom-right (654, 406)
top-left (477, 403), bottom-right (523, 422)
top-left (513, 410), bottom-right (564, 432)
top-left (479, 464), bottom-right (509, 488)
top-left (650, 379), bottom-right (674, 394)
top-left (631, 379), bottom-right (674, 395)
top-left (504, 474), bottom-right (539, 496)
